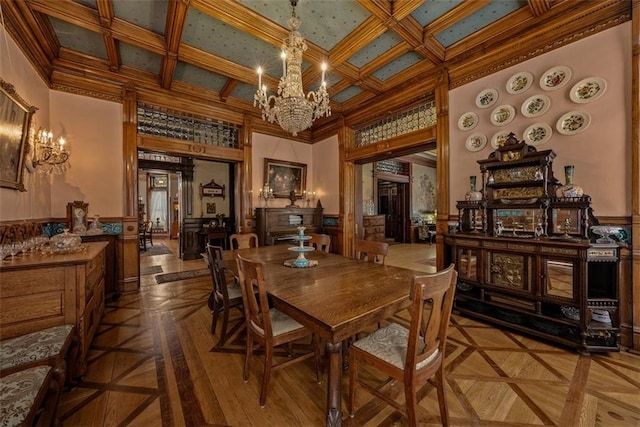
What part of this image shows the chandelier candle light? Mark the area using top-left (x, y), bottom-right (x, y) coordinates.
top-left (33, 128), bottom-right (70, 174)
top-left (254, 0), bottom-right (331, 136)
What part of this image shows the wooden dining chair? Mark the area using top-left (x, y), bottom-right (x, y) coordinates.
top-left (229, 232), bottom-right (258, 250)
top-left (206, 244), bottom-right (244, 346)
top-left (235, 253), bottom-right (321, 407)
top-left (354, 239), bottom-right (389, 264)
top-left (307, 233), bottom-right (331, 253)
top-left (348, 264), bottom-right (458, 426)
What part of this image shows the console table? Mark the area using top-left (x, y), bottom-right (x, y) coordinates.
top-left (0, 242), bottom-right (108, 375)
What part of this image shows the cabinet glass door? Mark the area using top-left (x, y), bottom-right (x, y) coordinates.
top-left (543, 259), bottom-right (575, 300)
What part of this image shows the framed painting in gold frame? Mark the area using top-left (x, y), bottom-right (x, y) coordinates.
top-left (0, 79), bottom-right (37, 191)
top-left (264, 158), bottom-right (307, 199)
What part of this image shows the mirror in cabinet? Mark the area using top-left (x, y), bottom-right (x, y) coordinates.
top-left (493, 208), bottom-right (544, 237)
top-left (543, 259), bottom-right (575, 300)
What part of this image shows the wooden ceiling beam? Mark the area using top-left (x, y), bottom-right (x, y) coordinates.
top-left (528, 0), bottom-right (551, 17)
top-left (95, 0), bottom-right (120, 72)
top-left (219, 79), bottom-right (237, 102)
top-left (424, 0), bottom-right (491, 36)
top-left (160, 0), bottom-right (189, 89)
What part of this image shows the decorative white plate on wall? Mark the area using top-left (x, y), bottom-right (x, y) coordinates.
top-left (569, 77), bottom-right (607, 103)
top-left (523, 123), bottom-right (552, 145)
top-left (556, 110), bottom-right (591, 135)
top-left (475, 88), bottom-right (499, 109)
top-left (521, 94), bottom-right (551, 118)
top-left (539, 65), bottom-right (572, 91)
top-left (465, 133), bottom-right (487, 152)
top-left (506, 71), bottom-right (533, 94)
top-left (491, 130), bottom-right (511, 149)
top-left (490, 104), bottom-right (516, 126)
top-left (458, 112), bottom-right (479, 131)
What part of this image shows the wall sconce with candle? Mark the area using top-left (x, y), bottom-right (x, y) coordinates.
top-left (32, 128), bottom-right (70, 174)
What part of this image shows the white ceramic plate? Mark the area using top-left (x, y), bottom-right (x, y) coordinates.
top-left (506, 71), bottom-right (533, 94)
top-left (556, 110), bottom-right (591, 135)
top-left (458, 112), bottom-right (479, 131)
top-left (521, 94), bottom-right (551, 118)
top-left (475, 88), bottom-right (499, 109)
top-left (490, 130), bottom-right (511, 149)
top-left (539, 65), bottom-right (572, 91)
top-left (569, 77), bottom-right (607, 103)
top-left (465, 133), bottom-right (487, 152)
top-left (523, 123), bottom-right (552, 145)
top-left (490, 104), bottom-right (516, 126)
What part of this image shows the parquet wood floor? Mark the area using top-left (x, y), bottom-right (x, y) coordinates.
top-left (58, 239), bottom-right (640, 426)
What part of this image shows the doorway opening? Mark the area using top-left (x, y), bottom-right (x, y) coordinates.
top-left (357, 143), bottom-right (437, 245)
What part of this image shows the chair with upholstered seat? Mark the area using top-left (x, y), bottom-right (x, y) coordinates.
top-left (139, 220), bottom-right (153, 251)
top-left (354, 239), bottom-right (389, 264)
top-left (236, 253), bottom-right (321, 407)
top-left (348, 264), bottom-right (458, 426)
top-left (229, 232), bottom-right (258, 250)
top-left (206, 244), bottom-right (244, 346)
top-left (306, 233), bottom-right (331, 253)
top-left (0, 324), bottom-right (77, 426)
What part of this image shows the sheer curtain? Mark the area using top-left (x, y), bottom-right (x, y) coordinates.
top-left (150, 190), bottom-right (167, 231)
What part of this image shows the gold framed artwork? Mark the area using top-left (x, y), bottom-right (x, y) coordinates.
top-left (0, 78), bottom-right (37, 191)
top-left (264, 158), bottom-right (306, 199)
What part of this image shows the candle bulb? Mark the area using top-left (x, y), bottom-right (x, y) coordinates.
top-left (321, 62), bottom-right (326, 84)
top-left (58, 138), bottom-right (65, 151)
top-left (281, 51), bottom-right (286, 76)
top-left (257, 67), bottom-right (262, 90)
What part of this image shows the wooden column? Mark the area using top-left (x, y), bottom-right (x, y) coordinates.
top-left (240, 115), bottom-right (253, 233)
top-left (435, 69), bottom-right (450, 271)
top-left (630, 0), bottom-right (640, 353)
top-left (120, 83), bottom-right (140, 293)
top-left (339, 117), bottom-right (355, 257)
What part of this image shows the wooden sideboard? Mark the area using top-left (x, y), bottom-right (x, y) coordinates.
top-left (0, 242), bottom-right (108, 375)
top-left (255, 207), bottom-right (323, 247)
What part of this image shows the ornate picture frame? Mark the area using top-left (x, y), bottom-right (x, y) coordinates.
top-left (67, 201), bottom-right (89, 234)
top-left (0, 79), bottom-right (37, 191)
top-left (264, 158), bottom-right (306, 199)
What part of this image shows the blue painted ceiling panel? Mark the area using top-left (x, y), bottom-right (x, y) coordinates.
top-left (174, 62), bottom-right (228, 92)
top-left (372, 51), bottom-right (423, 81)
top-left (50, 16), bottom-right (108, 60)
top-left (120, 42), bottom-right (162, 75)
top-left (112, 0), bottom-right (168, 35)
top-left (435, 0), bottom-right (528, 47)
top-left (411, 0), bottom-right (464, 27)
top-left (237, 0), bottom-right (369, 51)
top-left (347, 31), bottom-right (404, 68)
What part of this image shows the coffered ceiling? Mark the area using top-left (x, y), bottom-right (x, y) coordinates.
top-left (1, 0), bottom-right (628, 137)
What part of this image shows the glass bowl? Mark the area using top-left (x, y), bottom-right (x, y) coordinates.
top-left (49, 229), bottom-right (82, 253)
top-left (591, 225), bottom-right (622, 244)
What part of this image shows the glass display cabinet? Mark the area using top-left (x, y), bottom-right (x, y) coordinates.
top-left (445, 133), bottom-right (620, 353)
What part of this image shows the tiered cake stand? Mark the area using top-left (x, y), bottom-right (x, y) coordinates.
top-left (284, 233), bottom-right (318, 268)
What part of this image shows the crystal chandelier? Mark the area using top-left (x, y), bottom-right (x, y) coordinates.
top-left (32, 128), bottom-right (70, 174)
top-left (254, 0), bottom-right (331, 136)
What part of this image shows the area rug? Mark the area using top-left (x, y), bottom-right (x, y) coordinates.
top-left (141, 243), bottom-right (173, 256)
top-left (140, 265), bottom-right (163, 276)
top-left (155, 268), bottom-right (209, 284)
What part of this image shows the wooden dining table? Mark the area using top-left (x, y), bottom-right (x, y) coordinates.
top-left (226, 244), bottom-right (421, 427)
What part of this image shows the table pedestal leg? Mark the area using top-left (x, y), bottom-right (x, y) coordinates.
top-left (326, 341), bottom-right (343, 427)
